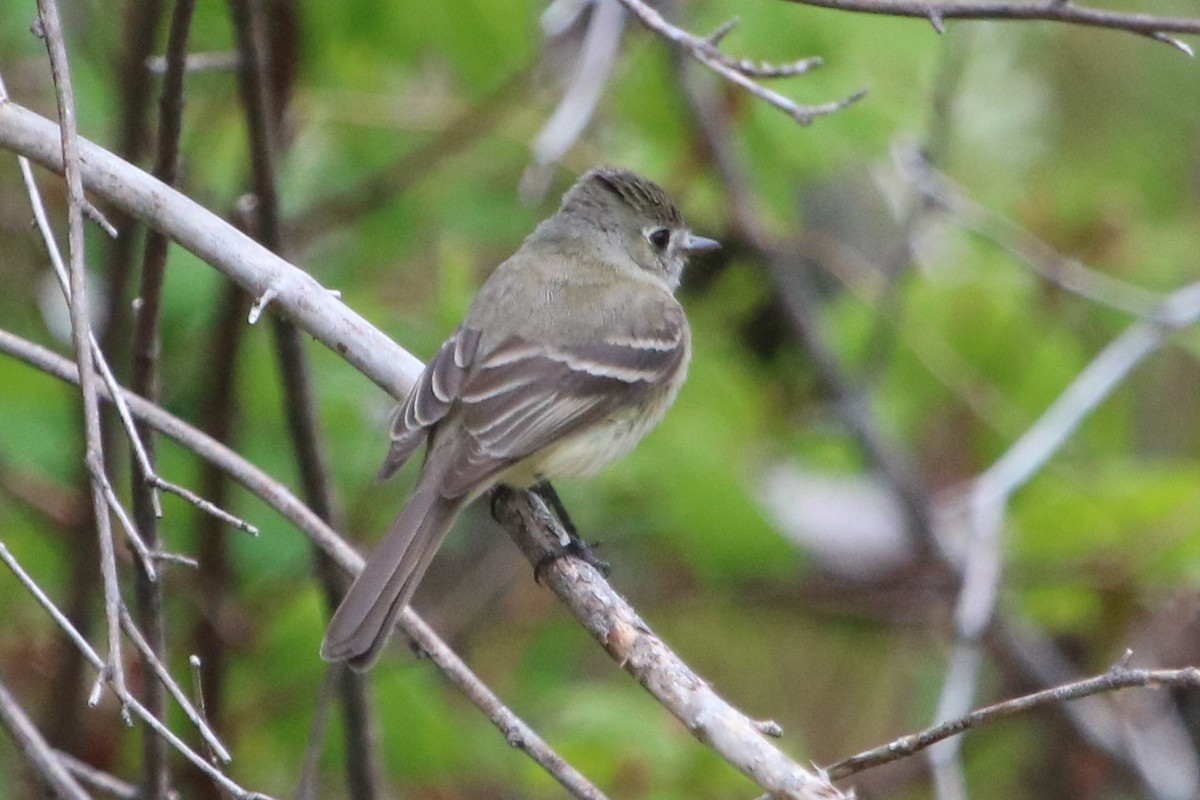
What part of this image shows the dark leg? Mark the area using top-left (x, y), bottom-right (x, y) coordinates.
top-left (531, 481), bottom-right (611, 582)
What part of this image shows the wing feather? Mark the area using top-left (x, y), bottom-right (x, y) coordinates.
top-left (441, 304), bottom-right (688, 496)
top-left (378, 327), bottom-right (482, 480)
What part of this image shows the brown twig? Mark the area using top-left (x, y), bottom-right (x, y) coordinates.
top-left (227, 1), bottom-right (384, 794)
top-left (131, 6), bottom-right (197, 787)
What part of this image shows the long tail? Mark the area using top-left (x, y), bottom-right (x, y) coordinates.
top-left (321, 481), bottom-right (465, 670)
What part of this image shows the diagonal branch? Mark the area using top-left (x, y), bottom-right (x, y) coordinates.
top-left (828, 655), bottom-right (1200, 779)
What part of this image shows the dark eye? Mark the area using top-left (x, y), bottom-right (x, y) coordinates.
top-left (647, 228), bottom-right (671, 250)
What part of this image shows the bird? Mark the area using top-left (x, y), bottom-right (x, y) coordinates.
top-left (322, 167), bottom-right (719, 670)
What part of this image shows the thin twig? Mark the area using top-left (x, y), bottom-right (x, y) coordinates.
top-left (118, 606), bottom-right (232, 763)
top-left (146, 51), bottom-right (240, 75)
top-left (55, 748), bottom-right (146, 800)
top-left (401, 606), bottom-right (612, 800)
top-left (895, 147), bottom-right (1164, 318)
top-left (152, 475), bottom-right (258, 534)
top-left (828, 657), bottom-right (1200, 778)
top-left (35, 0), bottom-right (129, 709)
top-left (783, 0), bottom-right (1200, 45)
top-left (292, 667), bottom-right (339, 800)
top-left (0, 675), bottom-right (91, 800)
top-left (0, 543), bottom-right (268, 799)
top-left (616, 0), bottom-right (865, 125)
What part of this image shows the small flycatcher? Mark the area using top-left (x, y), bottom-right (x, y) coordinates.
top-left (322, 167), bottom-right (719, 669)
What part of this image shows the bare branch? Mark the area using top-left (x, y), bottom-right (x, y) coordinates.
top-left (34, 0), bottom-right (129, 708)
top-left (829, 657), bottom-right (1200, 778)
top-left (55, 749), bottom-right (145, 800)
top-left (783, 0), bottom-right (1200, 43)
top-left (0, 101), bottom-right (423, 399)
top-left (615, 0), bottom-right (865, 125)
top-left (118, 607), bottom-right (232, 763)
top-left (0, 542), bottom-right (268, 799)
top-left (0, 676), bottom-right (91, 800)
top-left (131, 7), bottom-right (197, 789)
top-left (894, 146), bottom-right (1163, 318)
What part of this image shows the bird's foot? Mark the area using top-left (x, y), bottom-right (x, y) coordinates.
top-left (533, 537), bottom-right (611, 584)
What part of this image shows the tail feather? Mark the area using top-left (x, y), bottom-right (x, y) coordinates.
top-left (322, 483), bottom-right (464, 670)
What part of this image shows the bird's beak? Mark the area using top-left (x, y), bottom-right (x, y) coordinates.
top-left (684, 234), bottom-right (721, 256)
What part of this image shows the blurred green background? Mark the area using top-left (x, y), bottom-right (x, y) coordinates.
top-left (1, 0), bottom-right (1199, 798)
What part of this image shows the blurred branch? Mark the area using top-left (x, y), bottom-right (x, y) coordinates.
top-left (529, 0), bottom-right (625, 172)
top-left (226, 0), bottom-right (382, 794)
top-left (285, 65), bottom-right (530, 252)
top-left (617, 0), bottom-right (866, 125)
top-left (674, 55), bottom-right (939, 557)
top-left (55, 748), bottom-right (145, 800)
top-left (895, 146), bottom-right (1163, 318)
top-left (783, 0), bottom-right (1199, 53)
top-left (929, 276), bottom-right (1200, 797)
top-left (0, 675), bottom-right (91, 800)
top-left (131, 0), bottom-right (197, 794)
top-left (828, 654), bottom-right (1200, 779)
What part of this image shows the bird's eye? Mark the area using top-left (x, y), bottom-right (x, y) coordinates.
top-left (647, 228), bottom-right (671, 250)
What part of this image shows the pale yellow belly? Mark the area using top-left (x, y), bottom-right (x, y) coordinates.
top-left (501, 381), bottom-right (684, 488)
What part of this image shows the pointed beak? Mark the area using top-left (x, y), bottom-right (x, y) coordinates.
top-left (684, 234), bottom-right (721, 256)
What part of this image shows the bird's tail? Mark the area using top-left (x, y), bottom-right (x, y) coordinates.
top-left (321, 481), bottom-right (465, 670)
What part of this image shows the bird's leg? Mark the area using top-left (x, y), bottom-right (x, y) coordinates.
top-left (531, 481), bottom-right (611, 582)
top-left (488, 482), bottom-right (612, 581)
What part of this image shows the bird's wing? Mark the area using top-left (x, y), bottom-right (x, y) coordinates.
top-left (441, 303), bottom-right (689, 496)
top-left (378, 326), bottom-right (483, 480)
